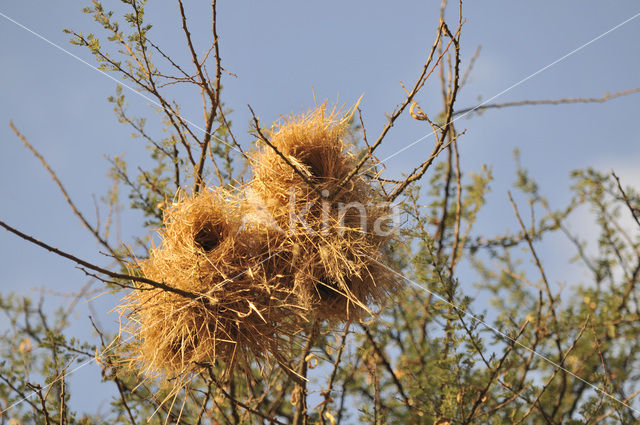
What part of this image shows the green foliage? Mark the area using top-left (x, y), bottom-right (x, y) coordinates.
top-left (2, 1), bottom-right (640, 424)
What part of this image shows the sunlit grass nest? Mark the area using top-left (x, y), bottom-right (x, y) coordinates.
top-left (121, 103), bottom-right (399, 382)
top-left (120, 189), bottom-right (306, 380)
top-left (250, 103), bottom-right (363, 206)
top-left (249, 103), bottom-right (397, 321)
top-left (290, 218), bottom-right (395, 321)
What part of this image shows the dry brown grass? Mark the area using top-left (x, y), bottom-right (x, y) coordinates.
top-left (120, 189), bottom-right (305, 380)
top-left (249, 103), bottom-right (396, 321)
top-left (122, 103), bottom-right (397, 382)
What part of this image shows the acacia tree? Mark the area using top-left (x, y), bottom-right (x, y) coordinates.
top-left (1, 1), bottom-right (640, 424)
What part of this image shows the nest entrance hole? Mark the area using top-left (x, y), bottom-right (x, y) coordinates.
top-left (194, 222), bottom-right (225, 252)
top-left (294, 146), bottom-right (335, 180)
top-left (303, 155), bottom-right (325, 178)
top-left (315, 276), bottom-right (344, 303)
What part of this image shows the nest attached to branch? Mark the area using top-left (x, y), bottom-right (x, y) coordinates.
top-left (122, 102), bottom-right (397, 382)
top-left (120, 189), bottom-right (305, 380)
top-left (249, 104), bottom-right (397, 321)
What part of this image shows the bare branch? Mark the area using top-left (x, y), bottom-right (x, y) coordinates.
top-left (248, 105), bottom-right (323, 197)
top-left (334, 21), bottom-right (447, 196)
top-left (361, 324), bottom-right (413, 409)
top-left (9, 122), bottom-right (120, 261)
top-left (25, 383), bottom-right (52, 425)
top-left (453, 86), bottom-right (640, 117)
top-left (177, 0), bottom-right (222, 193)
top-left (292, 322), bottom-right (318, 425)
top-left (612, 171), bottom-right (640, 228)
top-left (0, 219), bottom-right (201, 300)
top-left (387, 21), bottom-right (463, 201)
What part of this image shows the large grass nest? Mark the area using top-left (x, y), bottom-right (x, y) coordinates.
top-left (122, 103), bottom-right (398, 382)
top-left (120, 189), bottom-right (305, 380)
top-left (249, 103), bottom-right (397, 321)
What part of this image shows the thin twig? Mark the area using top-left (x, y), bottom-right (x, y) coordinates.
top-left (459, 44), bottom-right (481, 89)
top-left (248, 105), bottom-right (323, 197)
top-left (9, 122), bottom-right (120, 261)
top-left (0, 219), bottom-right (200, 300)
top-left (361, 324), bottom-right (412, 409)
top-left (453, 86), bottom-right (640, 117)
top-left (612, 171), bottom-right (640, 228)
top-left (319, 327), bottom-right (349, 425)
top-left (209, 369), bottom-right (287, 425)
top-left (387, 21), bottom-right (462, 201)
top-left (335, 21), bottom-right (447, 195)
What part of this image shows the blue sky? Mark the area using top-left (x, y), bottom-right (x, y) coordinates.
top-left (1, 0), bottom-right (639, 417)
